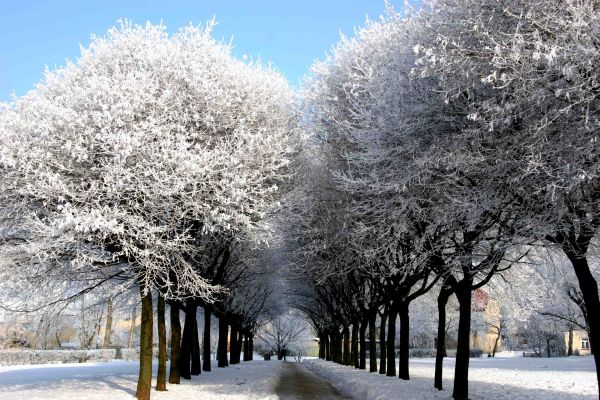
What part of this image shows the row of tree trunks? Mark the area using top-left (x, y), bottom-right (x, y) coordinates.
top-left (142, 296), bottom-right (260, 400)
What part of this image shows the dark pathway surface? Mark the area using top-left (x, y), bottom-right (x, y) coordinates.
top-left (275, 362), bottom-right (349, 400)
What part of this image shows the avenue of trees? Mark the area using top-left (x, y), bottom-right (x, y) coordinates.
top-left (0, 1), bottom-right (599, 400)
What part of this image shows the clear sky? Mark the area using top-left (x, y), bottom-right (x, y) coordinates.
top-left (0, 0), bottom-right (406, 101)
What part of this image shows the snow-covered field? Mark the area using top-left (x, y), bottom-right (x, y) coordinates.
top-left (305, 355), bottom-right (597, 400)
top-left (0, 359), bottom-right (282, 400)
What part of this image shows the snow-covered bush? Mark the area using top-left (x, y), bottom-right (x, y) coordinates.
top-left (0, 349), bottom-right (115, 366)
top-left (120, 347), bottom-right (163, 361)
top-left (408, 348), bottom-right (437, 358)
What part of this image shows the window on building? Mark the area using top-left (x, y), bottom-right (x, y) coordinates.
top-left (582, 338), bottom-right (590, 350)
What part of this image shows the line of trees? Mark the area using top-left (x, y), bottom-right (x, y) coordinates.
top-left (0, 20), bottom-right (300, 400)
top-left (292, 1), bottom-right (600, 399)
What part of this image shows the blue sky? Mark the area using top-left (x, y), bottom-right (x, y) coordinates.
top-left (0, 0), bottom-right (405, 101)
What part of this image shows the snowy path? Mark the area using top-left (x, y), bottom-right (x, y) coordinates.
top-left (275, 361), bottom-right (348, 399)
top-left (0, 360), bottom-right (281, 400)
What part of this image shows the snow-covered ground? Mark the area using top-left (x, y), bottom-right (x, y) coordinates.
top-left (0, 355), bottom-right (596, 399)
top-left (305, 355), bottom-right (597, 400)
top-left (0, 359), bottom-right (282, 400)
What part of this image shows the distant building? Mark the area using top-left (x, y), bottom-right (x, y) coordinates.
top-left (564, 330), bottom-right (591, 356)
top-left (469, 289), bottom-right (502, 355)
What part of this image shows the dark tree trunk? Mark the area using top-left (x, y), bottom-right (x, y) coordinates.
top-left (179, 302), bottom-right (194, 380)
top-left (135, 287), bottom-right (153, 400)
top-left (359, 319), bottom-right (367, 370)
top-left (333, 331), bottom-right (343, 364)
top-left (379, 313), bottom-right (387, 374)
top-left (452, 285), bottom-right (473, 400)
top-left (369, 314), bottom-right (377, 372)
top-left (156, 293), bottom-right (167, 391)
top-left (244, 332), bottom-right (251, 361)
top-left (351, 322), bottom-right (359, 368)
top-left (398, 303), bottom-right (410, 380)
top-left (343, 326), bottom-right (351, 365)
top-left (318, 332), bottom-right (325, 359)
top-left (236, 330), bottom-right (243, 364)
top-left (230, 325), bottom-right (238, 364)
top-left (203, 307), bottom-right (211, 371)
top-left (568, 255), bottom-right (600, 394)
top-left (435, 284), bottom-right (453, 390)
top-left (249, 335), bottom-right (254, 360)
top-left (567, 326), bottom-right (573, 356)
top-left (168, 302), bottom-right (181, 384)
top-left (217, 313), bottom-right (229, 367)
top-left (191, 308), bottom-right (201, 375)
top-left (325, 332), bottom-right (331, 361)
top-left (386, 310), bottom-right (397, 377)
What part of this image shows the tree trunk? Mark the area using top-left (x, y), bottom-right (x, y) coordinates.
top-left (135, 287), bottom-right (153, 400)
top-left (179, 302), bottom-right (194, 379)
top-left (452, 285), bottom-right (473, 400)
top-left (492, 333), bottom-right (500, 358)
top-left (103, 297), bottom-right (113, 349)
top-left (128, 303), bottom-right (137, 348)
top-left (398, 302), bottom-right (410, 380)
top-left (333, 331), bottom-right (343, 364)
top-left (330, 332), bottom-right (337, 363)
top-left (568, 326), bottom-right (573, 356)
top-left (249, 334), bottom-right (254, 360)
top-left (342, 326), bottom-right (351, 365)
top-left (244, 332), bottom-right (251, 361)
top-left (191, 308), bottom-right (201, 375)
top-left (156, 294), bottom-right (167, 391)
top-left (203, 307), bottom-right (211, 371)
top-left (217, 313), bottom-right (229, 367)
top-left (568, 255), bottom-right (600, 394)
top-left (231, 327), bottom-right (242, 364)
top-left (435, 285), bottom-right (452, 390)
top-left (351, 322), bottom-right (359, 368)
top-left (379, 313), bottom-right (387, 374)
top-left (325, 332), bottom-right (331, 361)
top-left (169, 302), bottom-right (181, 384)
top-left (237, 331), bottom-right (244, 363)
top-left (369, 314), bottom-right (377, 372)
top-left (359, 319), bottom-right (367, 370)
top-left (318, 332), bottom-right (325, 359)
top-left (386, 310), bottom-right (397, 377)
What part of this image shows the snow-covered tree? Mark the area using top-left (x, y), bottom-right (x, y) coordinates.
top-left (0, 20), bottom-right (298, 399)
